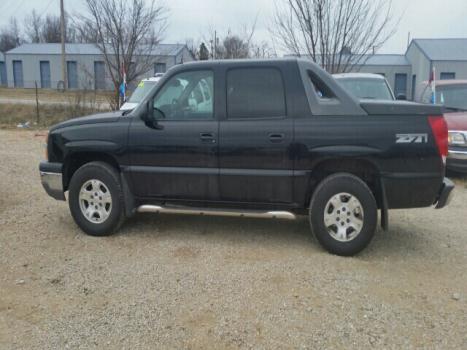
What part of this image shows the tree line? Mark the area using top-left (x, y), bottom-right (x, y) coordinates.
top-left (0, 0), bottom-right (397, 105)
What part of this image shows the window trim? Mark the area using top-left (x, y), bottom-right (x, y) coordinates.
top-left (151, 68), bottom-right (215, 122)
top-left (225, 66), bottom-right (288, 120)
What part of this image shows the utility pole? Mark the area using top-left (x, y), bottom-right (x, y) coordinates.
top-left (60, 0), bottom-right (67, 90)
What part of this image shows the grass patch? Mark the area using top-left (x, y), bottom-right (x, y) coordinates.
top-left (0, 103), bottom-right (106, 129)
top-left (0, 87), bottom-right (112, 103)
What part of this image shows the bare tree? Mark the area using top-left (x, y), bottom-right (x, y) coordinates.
top-left (184, 39), bottom-right (210, 61)
top-left (75, 0), bottom-right (168, 107)
top-left (24, 10), bottom-right (42, 43)
top-left (24, 11), bottom-right (77, 43)
top-left (0, 17), bottom-right (23, 53)
top-left (42, 15), bottom-right (62, 43)
top-left (250, 41), bottom-right (276, 58)
top-left (199, 42), bottom-right (209, 60)
top-left (220, 34), bottom-right (250, 59)
top-left (200, 18), bottom-right (274, 60)
top-left (272, 0), bottom-right (398, 73)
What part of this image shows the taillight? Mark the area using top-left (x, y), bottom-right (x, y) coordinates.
top-left (428, 115), bottom-right (448, 164)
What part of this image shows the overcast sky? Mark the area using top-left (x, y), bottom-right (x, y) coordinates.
top-left (0, 0), bottom-right (466, 54)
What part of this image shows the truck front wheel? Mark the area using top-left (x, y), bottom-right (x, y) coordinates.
top-left (309, 173), bottom-right (377, 256)
top-left (68, 162), bottom-right (125, 236)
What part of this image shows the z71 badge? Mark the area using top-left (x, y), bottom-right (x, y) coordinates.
top-left (395, 133), bottom-right (428, 144)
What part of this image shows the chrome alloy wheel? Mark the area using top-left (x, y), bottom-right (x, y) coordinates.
top-left (323, 192), bottom-right (364, 242)
top-left (78, 179), bottom-right (112, 224)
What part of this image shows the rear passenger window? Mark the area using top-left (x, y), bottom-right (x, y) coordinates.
top-left (308, 70), bottom-right (335, 99)
top-left (227, 68), bottom-right (286, 118)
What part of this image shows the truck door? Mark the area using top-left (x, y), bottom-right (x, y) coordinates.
top-left (218, 66), bottom-right (294, 205)
top-left (128, 69), bottom-right (219, 201)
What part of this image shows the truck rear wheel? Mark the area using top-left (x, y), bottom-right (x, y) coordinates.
top-left (68, 162), bottom-right (125, 236)
top-left (309, 173), bottom-right (377, 256)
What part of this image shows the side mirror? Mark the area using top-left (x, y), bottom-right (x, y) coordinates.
top-left (142, 100), bottom-right (164, 129)
top-left (396, 93), bottom-right (407, 101)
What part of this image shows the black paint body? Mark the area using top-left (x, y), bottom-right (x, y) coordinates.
top-left (45, 58), bottom-right (446, 214)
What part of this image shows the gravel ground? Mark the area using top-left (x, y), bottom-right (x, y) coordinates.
top-left (0, 129), bottom-right (466, 349)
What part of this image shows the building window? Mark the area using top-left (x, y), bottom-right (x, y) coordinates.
top-left (154, 63), bottom-right (166, 74)
top-left (440, 72), bottom-right (455, 80)
top-left (13, 60), bottom-right (23, 88)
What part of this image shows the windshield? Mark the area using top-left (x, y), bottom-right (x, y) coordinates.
top-left (336, 78), bottom-right (394, 100)
top-left (127, 80), bottom-right (158, 104)
top-left (436, 84), bottom-right (467, 110)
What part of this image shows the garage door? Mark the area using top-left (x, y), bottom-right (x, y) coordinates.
top-left (394, 73), bottom-right (407, 99)
top-left (67, 61), bottom-right (78, 89)
top-left (94, 61), bottom-right (106, 90)
top-left (40, 61), bottom-right (51, 88)
top-left (0, 62), bottom-right (6, 86)
top-left (13, 60), bottom-right (23, 88)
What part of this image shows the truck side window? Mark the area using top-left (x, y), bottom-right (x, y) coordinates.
top-left (153, 70), bottom-right (213, 120)
top-left (308, 70), bottom-right (336, 99)
top-left (308, 70), bottom-right (335, 100)
top-left (227, 68), bottom-right (286, 118)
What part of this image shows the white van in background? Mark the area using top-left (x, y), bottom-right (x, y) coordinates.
top-left (120, 74), bottom-right (164, 111)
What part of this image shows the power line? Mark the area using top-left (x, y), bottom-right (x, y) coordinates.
top-left (0, 0), bottom-right (16, 12)
top-left (11, 0), bottom-right (27, 16)
top-left (39, 0), bottom-right (56, 18)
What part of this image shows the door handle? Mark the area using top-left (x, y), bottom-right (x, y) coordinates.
top-left (200, 132), bottom-right (216, 143)
top-left (268, 133), bottom-right (285, 143)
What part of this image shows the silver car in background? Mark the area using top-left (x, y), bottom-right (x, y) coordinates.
top-left (333, 73), bottom-right (397, 101)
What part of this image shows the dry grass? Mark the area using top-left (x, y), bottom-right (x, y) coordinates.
top-left (0, 103), bottom-right (104, 129)
top-left (0, 87), bottom-right (112, 104)
top-left (0, 88), bottom-right (115, 128)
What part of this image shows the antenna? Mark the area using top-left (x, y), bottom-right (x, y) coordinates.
top-left (60, 0), bottom-right (67, 90)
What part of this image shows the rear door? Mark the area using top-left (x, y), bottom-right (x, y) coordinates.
top-left (218, 66), bottom-right (294, 205)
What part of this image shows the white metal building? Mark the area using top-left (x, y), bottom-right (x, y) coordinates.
top-left (4, 43), bottom-right (194, 90)
top-left (287, 38), bottom-right (467, 101)
top-left (406, 38), bottom-right (467, 99)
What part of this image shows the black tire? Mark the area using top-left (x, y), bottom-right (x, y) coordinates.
top-left (68, 161), bottom-right (125, 236)
top-left (309, 173), bottom-right (377, 256)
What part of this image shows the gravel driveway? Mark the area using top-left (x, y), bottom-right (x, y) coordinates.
top-left (0, 130), bottom-right (466, 349)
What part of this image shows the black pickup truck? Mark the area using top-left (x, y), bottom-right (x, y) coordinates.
top-left (39, 58), bottom-right (454, 256)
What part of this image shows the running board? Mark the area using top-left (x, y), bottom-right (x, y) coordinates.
top-left (136, 205), bottom-right (296, 220)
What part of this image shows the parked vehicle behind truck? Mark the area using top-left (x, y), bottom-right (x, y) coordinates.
top-left (40, 58), bottom-right (454, 256)
top-left (416, 80), bottom-right (467, 173)
top-left (333, 73), bottom-right (397, 101)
